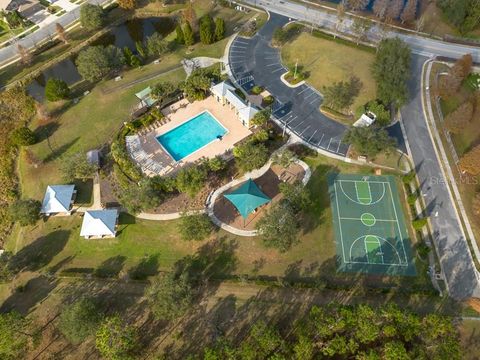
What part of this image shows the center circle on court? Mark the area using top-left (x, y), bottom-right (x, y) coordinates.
top-left (361, 213), bottom-right (376, 226)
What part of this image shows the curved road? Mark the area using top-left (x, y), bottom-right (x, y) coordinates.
top-left (228, 3), bottom-right (480, 299)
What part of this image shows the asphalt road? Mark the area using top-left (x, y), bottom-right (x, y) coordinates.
top-left (402, 56), bottom-right (480, 299)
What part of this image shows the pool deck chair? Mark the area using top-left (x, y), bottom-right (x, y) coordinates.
top-left (224, 178), bottom-right (271, 227)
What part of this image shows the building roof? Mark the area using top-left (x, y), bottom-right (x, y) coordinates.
top-left (238, 103), bottom-right (259, 122)
top-left (80, 209), bottom-right (118, 237)
top-left (0, 0), bottom-right (12, 10)
top-left (225, 89), bottom-right (247, 110)
top-left (211, 81), bottom-right (235, 98)
top-left (135, 86), bottom-right (155, 107)
top-left (224, 179), bottom-right (271, 219)
top-left (41, 185), bottom-right (75, 214)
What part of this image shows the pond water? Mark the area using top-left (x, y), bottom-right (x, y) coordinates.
top-left (28, 16), bottom-right (176, 100)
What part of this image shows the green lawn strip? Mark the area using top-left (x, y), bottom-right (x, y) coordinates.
top-left (281, 32), bottom-right (377, 120)
top-left (18, 67), bottom-right (186, 201)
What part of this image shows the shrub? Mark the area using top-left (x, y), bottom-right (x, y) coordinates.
top-left (9, 199), bottom-right (41, 226)
top-left (79, 4), bottom-right (104, 30)
top-left (95, 316), bottom-right (138, 359)
top-left (75, 45), bottom-right (125, 82)
top-left (233, 142), bottom-right (269, 172)
top-left (59, 298), bottom-right (102, 344)
top-left (407, 192), bottom-right (418, 206)
top-left (61, 152), bottom-right (98, 182)
top-left (263, 95), bottom-right (274, 105)
top-left (208, 156), bottom-right (227, 172)
top-left (251, 109), bottom-right (271, 127)
top-left (412, 217), bottom-right (428, 230)
top-left (251, 85), bottom-right (264, 95)
top-left (175, 165), bottom-right (208, 197)
top-left (178, 212), bottom-right (213, 241)
top-left (11, 127), bottom-right (36, 146)
top-left (111, 139), bottom-right (142, 182)
top-left (214, 17), bottom-right (225, 41)
top-left (45, 78), bottom-right (70, 101)
top-left (199, 15), bottom-right (215, 44)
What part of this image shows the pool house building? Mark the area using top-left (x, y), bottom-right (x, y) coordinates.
top-left (210, 81), bottom-right (259, 128)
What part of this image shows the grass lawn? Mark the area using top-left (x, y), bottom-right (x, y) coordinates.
top-left (18, 66), bottom-right (186, 201)
top-left (281, 31), bottom-right (377, 121)
top-left (10, 153), bottom-right (429, 293)
top-left (459, 320), bottom-right (480, 359)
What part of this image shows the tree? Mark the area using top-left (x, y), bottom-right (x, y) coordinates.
top-left (256, 202), bottom-right (299, 252)
top-left (183, 3), bottom-right (198, 31)
top-left (373, 0), bottom-right (390, 19)
top-left (95, 315), bottom-right (138, 359)
top-left (445, 101), bottom-right (474, 133)
top-left (45, 77), bottom-right (70, 101)
top-left (17, 44), bottom-right (31, 65)
top-left (346, 0), bottom-right (369, 11)
top-left (343, 126), bottom-right (396, 158)
top-left (335, 2), bottom-right (346, 36)
top-left (183, 21), bottom-right (195, 46)
top-left (372, 38), bottom-right (411, 107)
top-left (61, 152), bottom-right (98, 182)
top-left (75, 45), bottom-right (125, 82)
top-left (9, 199), bottom-right (41, 226)
top-left (59, 298), bottom-right (102, 344)
top-left (146, 32), bottom-right (168, 57)
top-left (386, 0), bottom-right (404, 19)
top-left (459, 144), bottom-right (480, 175)
top-left (274, 149), bottom-right (296, 168)
top-left (208, 155), bottom-right (227, 172)
top-left (151, 81), bottom-right (176, 104)
top-left (199, 15), bottom-right (215, 44)
top-left (361, 100), bottom-right (391, 126)
top-left (440, 54), bottom-right (473, 96)
top-left (146, 272), bottom-right (193, 320)
top-left (178, 212), bottom-right (213, 241)
top-left (176, 24), bottom-right (185, 44)
top-left (438, 0), bottom-right (480, 34)
top-left (11, 127), bottom-right (36, 146)
top-left (279, 181), bottom-right (311, 213)
top-left (233, 142), bottom-right (269, 172)
top-left (323, 76), bottom-right (362, 112)
top-left (214, 17), bottom-right (225, 41)
top-left (251, 109), bottom-right (271, 127)
top-left (400, 0), bottom-right (418, 24)
top-left (79, 4), bottom-right (104, 30)
top-left (351, 18), bottom-right (372, 44)
top-left (135, 40), bottom-right (146, 59)
top-left (55, 23), bottom-right (68, 43)
top-left (175, 165), bottom-right (208, 197)
top-left (118, 179), bottom-right (162, 214)
top-left (117, 0), bottom-right (136, 9)
top-left (180, 71), bottom-right (212, 101)
top-left (0, 312), bottom-right (30, 360)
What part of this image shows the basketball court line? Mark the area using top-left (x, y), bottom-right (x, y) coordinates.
top-left (365, 235), bottom-right (384, 264)
top-left (387, 182), bottom-right (409, 264)
top-left (339, 217), bottom-right (397, 222)
top-left (348, 235), bottom-right (406, 266)
top-left (338, 180), bottom-right (386, 206)
top-left (333, 182), bottom-right (347, 263)
top-left (354, 181), bottom-right (372, 204)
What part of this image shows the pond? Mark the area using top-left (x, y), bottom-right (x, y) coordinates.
top-left (27, 16), bottom-right (177, 101)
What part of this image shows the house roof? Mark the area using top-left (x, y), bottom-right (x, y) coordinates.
top-left (238, 104), bottom-right (259, 122)
top-left (224, 179), bottom-right (271, 219)
top-left (41, 185), bottom-right (75, 214)
top-left (211, 81), bottom-right (235, 98)
top-left (80, 209), bottom-right (118, 237)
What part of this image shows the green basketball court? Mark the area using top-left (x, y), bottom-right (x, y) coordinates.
top-left (328, 173), bottom-right (416, 276)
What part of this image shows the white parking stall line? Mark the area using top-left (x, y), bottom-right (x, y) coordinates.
top-left (308, 129), bottom-right (318, 142)
top-left (292, 120), bottom-right (305, 129)
top-left (316, 133), bottom-right (325, 146)
top-left (266, 63), bottom-right (281, 67)
top-left (327, 138), bottom-right (333, 150)
top-left (309, 97), bottom-right (319, 105)
top-left (272, 67), bottom-right (286, 73)
top-left (234, 39), bottom-right (250, 44)
top-left (299, 125), bottom-right (311, 136)
top-left (264, 56), bottom-right (278, 60)
top-left (230, 50), bottom-right (247, 53)
top-left (304, 91), bottom-right (317, 99)
top-left (297, 87), bottom-right (310, 95)
top-left (336, 141), bottom-right (342, 153)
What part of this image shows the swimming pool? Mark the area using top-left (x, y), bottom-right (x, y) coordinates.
top-left (156, 111), bottom-right (228, 161)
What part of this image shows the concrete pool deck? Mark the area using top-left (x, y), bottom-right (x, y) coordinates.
top-left (136, 97), bottom-right (252, 175)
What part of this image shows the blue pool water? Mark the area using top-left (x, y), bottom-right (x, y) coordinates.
top-left (157, 111), bottom-right (227, 161)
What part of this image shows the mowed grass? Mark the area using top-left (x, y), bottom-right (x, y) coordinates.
top-left (281, 32), bottom-right (377, 118)
top-left (9, 153), bottom-right (427, 290)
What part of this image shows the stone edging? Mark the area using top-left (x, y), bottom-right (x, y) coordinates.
top-left (280, 72), bottom-right (305, 88)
